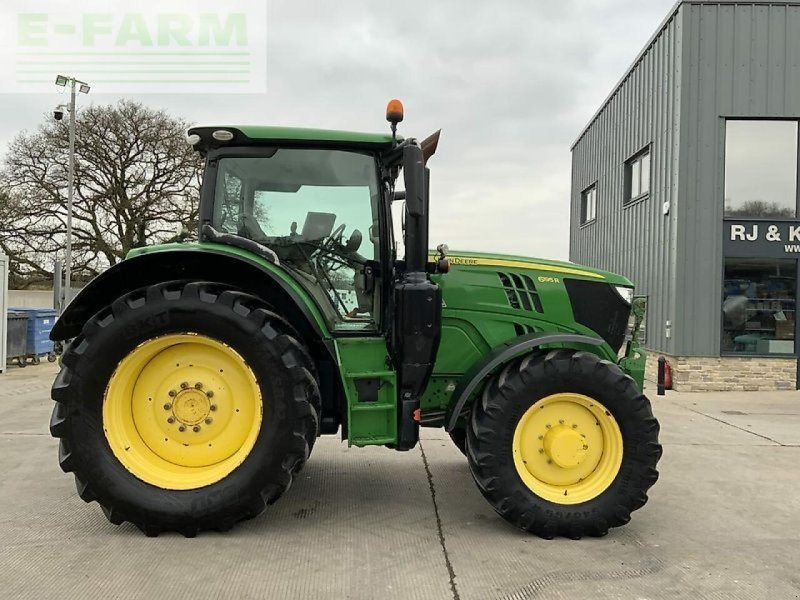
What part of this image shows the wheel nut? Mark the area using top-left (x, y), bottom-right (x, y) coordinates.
top-left (195, 382), bottom-right (203, 390)
top-left (539, 448), bottom-right (545, 454)
top-left (180, 382), bottom-right (189, 389)
top-left (545, 423), bottom-right (551, 429)
top-left (167, 417), bottom-right (175, 424)
top-left (538, 435), bottom-right (543, 440)
top-left (168, 390), bottom-right (176, 397)
top-left (206, 390), bottom-right (214, 398)
top-left (163, 403), bottom-right (171, 411)
top-left (210, 404), bottom-right (217, 411)
top-left (559, 419), bottom-right (565, 424)
top-left (178, 425), bottom-right (186, 432)
top-left (572, 424), bottom-right (578, 429)
top-left (192, 426), bottom-right (201, 433)
top-left (205, 418), bottom-right (213, 425)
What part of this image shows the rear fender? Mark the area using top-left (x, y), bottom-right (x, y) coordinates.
top-left (52, 246), bottom-right (331, 346)
top-left (52, 246), bottom-right (344, 433)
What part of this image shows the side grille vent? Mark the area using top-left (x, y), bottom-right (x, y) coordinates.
top-left (497, 272), bottom-right (543, 312)
top-left (513, 323), bottom-right (537, 336)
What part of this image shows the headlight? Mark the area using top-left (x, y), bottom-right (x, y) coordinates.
top-left (613, 285), bottom-right (634, 305)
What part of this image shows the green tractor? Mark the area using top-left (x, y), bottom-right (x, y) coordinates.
top-left (49, 101), bottom-right (661, 539)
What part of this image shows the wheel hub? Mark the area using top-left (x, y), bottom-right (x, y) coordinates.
top-left (103, 333), bottom-right (263, 490)
top-left (512, 392), bottom-right (623, 504)
top-left (172, 387), bottom-right (210, 425)
top-left (542, 425), bottom-right (588, 468)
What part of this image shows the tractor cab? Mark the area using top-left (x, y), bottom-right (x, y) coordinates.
top-left (200, 145), bottom-right (383, 329)
top-left (186, 104), bottom-right (443, 339)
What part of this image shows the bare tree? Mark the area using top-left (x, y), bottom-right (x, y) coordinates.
top-left (725, 199), bottom-right (794, 219)
top-left (0, 100), bottom-right (201, 289)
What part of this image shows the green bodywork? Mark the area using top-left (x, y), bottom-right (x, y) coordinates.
top-left (128, 243), bottom-right (647, 448)
top-left (422, 251), bottom-right (636, 410)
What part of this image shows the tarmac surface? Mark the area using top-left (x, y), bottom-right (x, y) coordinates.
top-left (1, 362), bottom-right (799, 599)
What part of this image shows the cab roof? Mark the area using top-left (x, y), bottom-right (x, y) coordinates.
top-left (188, 125), bottom-right (398, 152)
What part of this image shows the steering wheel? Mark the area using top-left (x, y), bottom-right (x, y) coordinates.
top-left (322, 223), bottom-right (346, 250)
top-left (315, 223), bottom-right (347, 271)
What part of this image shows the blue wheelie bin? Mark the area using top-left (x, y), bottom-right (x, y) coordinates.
top-left (10, 308), bottom-right (58, 365)
top-left (6, 311), bottom-right (29, 368)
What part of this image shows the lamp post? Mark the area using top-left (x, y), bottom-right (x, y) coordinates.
top-left (54, 75), bottom-right (90, 309)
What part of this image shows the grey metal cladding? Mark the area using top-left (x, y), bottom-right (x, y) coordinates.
top-left (570, 4), bottom-right (683, 356)
top-left (570, 1), bottom-right (800, 356)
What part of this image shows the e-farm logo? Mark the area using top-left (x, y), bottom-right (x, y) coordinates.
top-left (0, 0), bottom-right (266, 94)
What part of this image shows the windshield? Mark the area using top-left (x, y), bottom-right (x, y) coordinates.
top-left (211, 149), bottom-right (381, 329)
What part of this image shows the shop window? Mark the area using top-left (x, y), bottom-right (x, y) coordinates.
top-left (722, 258), bottom-right (796, 355)
top-left (580, 184), bottom-right (597, 225)
top-left (724, 120), bottom-right (798, 218)
top-left (624, 148), bottom-right (650, 204)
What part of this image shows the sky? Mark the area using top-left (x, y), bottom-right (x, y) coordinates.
top-left (0, 0), bottom-right (678, 261)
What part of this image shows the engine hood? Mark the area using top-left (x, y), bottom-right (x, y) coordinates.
top-left (437, 250), bottom-right (633, 287)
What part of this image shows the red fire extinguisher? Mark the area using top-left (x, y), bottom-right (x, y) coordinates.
top-left (664, 360), bottom-right (673, 390)
top-left (657, 356), bottom-right (673, 395)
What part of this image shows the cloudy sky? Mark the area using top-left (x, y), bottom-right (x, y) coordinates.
top-left (0, 0), bottom-right (676, 260)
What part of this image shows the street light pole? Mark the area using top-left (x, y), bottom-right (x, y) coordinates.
top-left (64, 78), bottom-right (76, 306)
top-left (54, 75), bottom-right (90, 309)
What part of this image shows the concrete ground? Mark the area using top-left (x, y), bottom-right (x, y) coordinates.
top-left (1, 364), bottom-right (799, 600)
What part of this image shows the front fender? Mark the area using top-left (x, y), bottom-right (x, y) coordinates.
top-left (51, 245), bottom-right (331, 344)
top-left (444, 331), bottom-right (606, 431)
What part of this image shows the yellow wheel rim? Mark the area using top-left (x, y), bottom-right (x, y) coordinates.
top-left (103, 333), bottom-right (262, 490)
top-left (512, 393), bottom-right (623, 504)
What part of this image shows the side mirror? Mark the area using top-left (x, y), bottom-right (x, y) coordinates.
top-left (402, 145), bottom-right (425, 217)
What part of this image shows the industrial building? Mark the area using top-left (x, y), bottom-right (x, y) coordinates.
top-left (570, 0), bottom-right (800, 390)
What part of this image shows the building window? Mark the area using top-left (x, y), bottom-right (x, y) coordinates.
top-left (580, 184), bottom-right (597, 224)
top-left (724, 120), bottom-right (798, 218)
top-left (722, 258), bottom-right (796, 355)
top-left (624, 147), bottom-right (650, 203)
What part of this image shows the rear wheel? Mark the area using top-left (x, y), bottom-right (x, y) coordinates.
top-left (467, 349), bottom-right (661, 539)
top-left (50, 280), bottom-right (320, 536)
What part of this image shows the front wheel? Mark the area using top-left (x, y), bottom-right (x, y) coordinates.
top-left (449, 427), bottom-right (468, 456)
top-left (50, 281), bottom-right (320, 536)
top-left (467, 350), bottom-right (661, 539)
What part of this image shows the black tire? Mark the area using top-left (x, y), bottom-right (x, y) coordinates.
top-left (449, 427), bottom-right (468, 456)
top-left (467, 349), bottom-right (661, 539)
top-left (49, 280), bottom-right (321, 536)
top-left (17, 357), bottom-right (26, 368)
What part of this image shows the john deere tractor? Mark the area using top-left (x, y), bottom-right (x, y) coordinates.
top-left (49, 101), bottom-right (660, 539)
